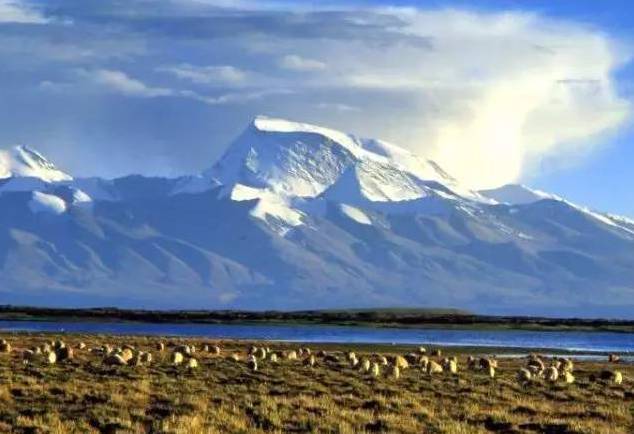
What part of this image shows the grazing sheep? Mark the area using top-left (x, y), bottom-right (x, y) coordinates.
top-left (53, 340), bottom-right (65, 350)
top-left (487, 366), bottom-right (496, 379)
top-left (298, 348), bottom-right (304, 357)
top-left (303, 347), bottom-right (311, 356)
top-left (378, 356), bottom-right (389, 366)
top-left (527, 365), bottom-right (543, 377)
top-left (122, 344), bottom-right (135, 351)
top-left (157, 342), bottom-right (165, 352)
top-left (202, 344), bottom-right (210, 353)
top-left (391, 365), bottom-right (400, 380)
top-left (211, 345), bottom-right (221, 355)
top-left (45, 351), bottom-right (57, 364)
top-left (229, 353), bottom-right (241, 362)
top-left (304, 355), bottom-right (316, 368)
top-left (22, 349), bottom-right (36, 364)
top-left (418, 346), bottom-right (426, 354)
top-left (104, 354), bottom-right (126, 366)
top-left (248, 346), bottom-right (257, 355)
top-left (286, 350), bottom-right (298, 361)
top-left (361, 358), bottom-right (371, 372)
top-left (560, 358), bottom-right (574, 373)
top-left (255, 347), bottom-right (267, 359)
top-left (445, 359), bottom-right (458, 375)
top-left (175, 345), bottom-right (193, 356)
top-left (608, 354), bottom-right (621, 363)
top-left (563, 371), bottom-right (575, 384)
top-left (187, 358), bottom-right (199, 369)
top-left (32, 346), bottom-right (42, 355)
top-left (371, 362), bottom-right (381, 378)
top-left (479, 358), bottom-right (493, 370)
top-left (419, 355), bottom-right (429, 371)
top-left (467, 356), bottom-right (476, 370)
top-left (269, 353), bottom-right (278, 363)
top-left (405, 353), bottom-right (419, 365)
top-left (171, 352), bottom-right (184, 366)
top-left (545, 366), bottom-right (559, 383)
top-left (346, 352), bottom-right (356, 363)
top-left (247, 355), bottom-right (258, 371)
top-left (56, 346), bottom-right (74, 362)
top-left (599, 370), bottom-right (623, 385)
top-left (527, 357), bottom-right (545, 372)
top-left (427, 360), bottom-right (443, 375)
top-left (613, 371), bottom-right (623, 385)
top-left (517, 368), bottom-right (532, 383)
top-left (317, 350), bottom-right (328, 357)
top-left (128, 355), bottom-right (143, 367)
top-left (324, 354), bottom-right (339, 364)
top-left (0, 341), bottom-right (11, 353)
top-left (394, 355), bottom-right (409, 370)
top-left (77, 342), bottom-right (86, 350)
top-left (140, 352), bottom-right (152, 364)
top-left (120, 348), bottom-right (134, 363)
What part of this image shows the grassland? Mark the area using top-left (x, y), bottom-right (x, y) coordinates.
top-left (0, 333), bottom-right (632, 433)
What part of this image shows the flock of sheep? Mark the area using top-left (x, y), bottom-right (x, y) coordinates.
top-left (0, 338), bottom-right (625, 387)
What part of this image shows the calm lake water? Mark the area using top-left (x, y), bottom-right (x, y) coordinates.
top-left (1, 320), bottom-right (633, 354)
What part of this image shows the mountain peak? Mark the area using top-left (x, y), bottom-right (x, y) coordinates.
top-left (0, 145), bottom-right (72, 182)
top-left (479, 184), bottom-right (561, 205)
top-left (208, 116), bottom-right (479, 201)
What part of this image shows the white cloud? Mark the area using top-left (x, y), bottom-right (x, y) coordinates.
top-left (316, 102), bottom-right (360, 112)
top-left (0, 0), bottom-right (48, 23)
top-left (279, 54), bottom-right (326, 72)
top-left (89, 69), bottom-right (173, 97)
top-left (279, 8), bottom-right (631, 189)
top-left (158, 64), bottom-right (247, 85)
top-left (60, 69), bottom-right (288, 107)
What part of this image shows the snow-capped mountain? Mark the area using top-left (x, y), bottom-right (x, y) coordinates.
top-left (1, 117), bottom-right (633, 317)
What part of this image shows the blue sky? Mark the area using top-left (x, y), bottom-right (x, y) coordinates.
top-left (0, 0), bottom-right (633, 216)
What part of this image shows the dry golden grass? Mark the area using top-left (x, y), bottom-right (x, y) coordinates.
top-left (0, 333), bottom-right (632, 433)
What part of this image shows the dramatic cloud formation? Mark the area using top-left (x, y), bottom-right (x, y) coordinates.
top-left (0, 0), bottom-right (630, 188)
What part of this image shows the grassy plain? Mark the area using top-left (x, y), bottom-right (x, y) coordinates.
top-left (0, 333), bottom-right (632, 433)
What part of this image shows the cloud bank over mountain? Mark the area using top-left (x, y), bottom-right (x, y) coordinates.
top-left (0, 0), bottom-right (630, 190)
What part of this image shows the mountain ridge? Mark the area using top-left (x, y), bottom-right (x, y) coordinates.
top-left (0, 116), bottom-right (633, 317)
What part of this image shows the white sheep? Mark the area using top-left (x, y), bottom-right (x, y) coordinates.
top-left (361, 358), bottom-right (371, 372)
top-left (0, 340), bottom-right (11, 353)
top-left (104, 354), bottom-right (126, 366)
top-left (394, 355), bottom-right (409, 370)
top-left (187, 358), bottom-right (199, 369)
top-left (391, 365), bottom-right (400, 380)
top-left (371, 362), bottom-right (381, 378)
top-left (247, 355), bottom-right (258, 371)
top-left (304, 354), bottom-right (316, 368)
top-left (517, 368), bottom-right (532, 383)
top-left (427, 360), bottom-right (443, 375)
top-left (545, 366), bottom-right (559, 383)
top-left (171, 351), bottom-right (184, 366)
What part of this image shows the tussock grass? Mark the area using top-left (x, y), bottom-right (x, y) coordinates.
top-left (0, 333), bottom-right (632, 433)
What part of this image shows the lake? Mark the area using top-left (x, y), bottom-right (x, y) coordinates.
top-left (1, 320), bottom-right (634, 354)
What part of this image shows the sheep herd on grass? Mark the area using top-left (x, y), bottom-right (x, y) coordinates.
top-left (0, 338), bottom-right (626, 388)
